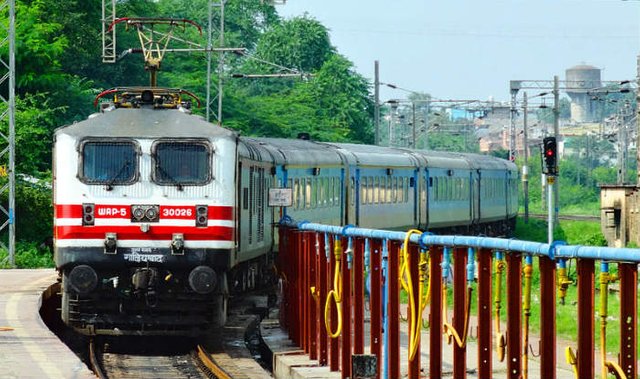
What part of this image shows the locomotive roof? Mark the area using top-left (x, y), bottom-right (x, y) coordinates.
top-left (55, 108), bottom-right (237, 139)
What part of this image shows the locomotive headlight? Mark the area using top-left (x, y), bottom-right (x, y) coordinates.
top-left (145, 207), bottom-right (159, 222)
top-left (131, 204), bottom-right (160, 222)
top-left (104, 233), bottom-right (117, 254)
top-left (82, 203), bottom-right (95, 226)
top-left (188, 266), bottom-right (217, 294)
top-left (195, 205), bottom-right (208, 227)
top-left (67, 265), bottom-right (98, 295)
top-left (171, 233), bottom-right (184, 255)
top-left (132, 206), bottom-right (145, 221)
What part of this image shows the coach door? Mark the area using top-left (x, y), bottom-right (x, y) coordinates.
top-left (472, 170), bottom-right (481, 224)
top-left (419, 169), bottom-right (428, 228)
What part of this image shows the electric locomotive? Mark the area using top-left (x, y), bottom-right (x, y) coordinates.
top-left (54, 88), bottom-right (238, 335)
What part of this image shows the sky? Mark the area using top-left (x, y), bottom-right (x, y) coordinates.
top-left (277, 0), bottom-right (640, 102)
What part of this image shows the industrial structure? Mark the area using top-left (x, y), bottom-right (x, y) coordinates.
top-left (565, 64), bottom-right (602, 123)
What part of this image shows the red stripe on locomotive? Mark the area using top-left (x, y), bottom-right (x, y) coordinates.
top-left (56, 204), bottom-right (234, 220)
top-left (55, 225), bottom-right (234, 241)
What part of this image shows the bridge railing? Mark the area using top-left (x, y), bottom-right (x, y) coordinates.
top-left (276, 219), bottom-right (640, 379)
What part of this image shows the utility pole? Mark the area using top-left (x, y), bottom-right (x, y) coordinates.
top-left (523, 92), bottom-right (529, 223)
top-left (617, 102), bottom-right (631, 184)
top-left (389, 104), bottom-right (396, 147)
top-left (206, 1), bottom-right (213, 122)
top-left (217, 0), bottom-right (225, 124)
top-left (637, 55), bottom-right (640, 186)
top-left (509, 87), bottom-right (518, 161)
top-left (552, 75), bottom-right (560, 224)
top-left (424, 100), bottom-right (430, 149)
top-left (206, 0), bottom-right (226, 124)
top-left (374, 61), bottom-right (380, 145)
top-left (412, 102), bottom-right (416, 148)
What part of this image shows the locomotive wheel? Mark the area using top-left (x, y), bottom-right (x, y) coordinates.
top-left (211, 272), bottom-right (228, 328)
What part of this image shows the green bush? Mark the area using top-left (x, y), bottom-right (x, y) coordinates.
top-left (0, 241), bottom-right (54, 268)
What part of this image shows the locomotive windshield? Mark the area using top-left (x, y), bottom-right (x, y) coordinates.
top-left (81, 142), bottom-right (137, 184)
top-left (153, 141), bottom-right (210, 186)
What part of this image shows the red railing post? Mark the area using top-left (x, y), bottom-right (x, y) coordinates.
top-left (407, 242), bottom-right (421, 378)
top-left (453, 247), bottom-right (468, 379)
top-left (388, 241), bottom-right (401, 379)
top-left (369, 239), bottom-right (382, 379)
top-left (477, 248), bottom-right (492, 379)
top-left (619, 263), bottom-right (637, 379)
top-left (285, 228), bottom-right (300, 345)
top-left (293, 230), bottom-right (306, 350)
top-left (277, 226), bottom-right (290, 331)
top-left (429, 246), bottom-right (443, 379)
top-left (329, 236), bottom-right (340, 372)
top-left (506, 253), bottom-right (522, 379)
top-left (341, 237), bottom-right (352, 379)
top-left (577, 259), bottom-right (595, 379)
top-left (309, 232), bottom-right (318, 360)
top-left (539, 256), bottom-right (556, 379)
top-left (302, 231), bottom-right (310, 353)
top-left (318, 233), bottom-right (329, 366)
top-left (353, 238), bottom-right (365, 355)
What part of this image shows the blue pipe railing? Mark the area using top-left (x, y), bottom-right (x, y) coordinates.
top-left (286, 220), bottom-right (640, 263)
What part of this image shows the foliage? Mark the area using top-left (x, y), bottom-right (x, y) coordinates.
top-left (0, 94), bottom-right (68, 175)
top-left (14, 178), bottom-right (53, 243)
top-left (0, 241), bottom-right (54, 268)
top-left (293, 54), bottom-right (373, 143)
top-left (249, 16), bottom-right (334, 74)
top-left (514, 218), bottom-right (606, 246)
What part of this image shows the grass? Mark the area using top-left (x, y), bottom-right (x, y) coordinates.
top-left (0, 242), bottom-right (54, 268)
top-left (522, 201), bottom-right (601, 217)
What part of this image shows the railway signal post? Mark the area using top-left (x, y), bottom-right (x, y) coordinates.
top-left (542, 136), bottom-right (558, 243)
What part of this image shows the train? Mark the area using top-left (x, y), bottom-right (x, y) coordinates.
top-left (53, 87), bottom-right (518, 336)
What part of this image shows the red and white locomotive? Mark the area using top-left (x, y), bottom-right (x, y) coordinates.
top-left (54, 88), bottom-right (241, 335)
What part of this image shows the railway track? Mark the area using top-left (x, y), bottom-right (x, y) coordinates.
top-left (86, 294), bottom-right (273, 379)
top-left (527, 213), bottom-right (599, 222)
top-left (89, 338), bottom-right (221, 379)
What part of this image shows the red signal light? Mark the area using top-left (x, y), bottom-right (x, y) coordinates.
top-left (542, 136), bottom-right (557, 175)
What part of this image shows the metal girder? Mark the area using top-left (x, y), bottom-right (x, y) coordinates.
top-left (0, 0), bottom-right (15, 266)
top-left (102, 0), bottom-right (116, 63)
top-left (510, 79), bottom-right (635, 93)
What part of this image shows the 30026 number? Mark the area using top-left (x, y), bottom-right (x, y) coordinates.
top-left (162, 208), bottom-right (193, 217)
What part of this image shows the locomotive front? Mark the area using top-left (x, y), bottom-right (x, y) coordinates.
top-left (53, 89), bottom-right (237, 335)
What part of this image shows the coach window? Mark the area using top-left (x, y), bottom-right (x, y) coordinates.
top-left (311, 178), bottom-right (318, 208)
top-left (153, 140), bottom-right (211, 186)
top-left (305, 179), bottom-right (312, 209)
top-left (372, 176), bottom-right (380, 204)
top-left (327, 177), bottom-right (334, 207)
top-left (363, 177), bottom-right (369, 204)
top-left (391, 177), bottom-right (397, 203)
top-left (81, 141), bottom-right (138, 185)
top-left (293, 179), bottom-right (299, 209)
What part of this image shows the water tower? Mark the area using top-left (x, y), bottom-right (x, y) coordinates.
top-left (565, 64), bottom-right (602, 123)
